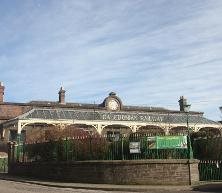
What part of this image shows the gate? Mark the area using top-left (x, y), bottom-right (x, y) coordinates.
top-left (193, 136), bottom-right (222, 181)
top-left (199, 160), bottom-right (222, 181)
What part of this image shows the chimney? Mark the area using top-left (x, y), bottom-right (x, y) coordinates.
top-left (178, 96), bottom-right (187, 111)
top-left (58, 87), bottom-right (66, 104)
top-left (0, 82), bottom-right (5, 103)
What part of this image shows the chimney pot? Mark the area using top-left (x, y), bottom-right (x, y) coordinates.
top-left (58, 87), bottom-right (66, 104)
top-left (0, 82), bottom-right (5, 103)
top-left (178, 95), bottom-right (187, 111)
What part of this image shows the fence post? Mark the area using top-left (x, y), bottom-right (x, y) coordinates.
top-left (89, 135), bottom-right (92, 160)
top-left (7, 141), bottom-right (16, 174)
top-left (16, 133), bottom-right (22, 162)
top-left (7, 141), bottom-right (14, 165)
top-left (121, 134), bottom-right (124, 160)
top-left (22, 141), bottom-right (25, 162)
top-left (7, 142), bottom-right (12, 164)
top-left (66, 137), bottom-right (68, 161)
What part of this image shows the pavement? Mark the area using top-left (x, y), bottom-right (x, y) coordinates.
top-left (0, 173), bottom-right (222, 192)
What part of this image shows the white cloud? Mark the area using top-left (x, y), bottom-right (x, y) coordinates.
top-left (0, 0), bottom-right (222, 120)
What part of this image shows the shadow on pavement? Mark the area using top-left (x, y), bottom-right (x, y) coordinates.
top-left (193, 183), bottom-right (222, 192)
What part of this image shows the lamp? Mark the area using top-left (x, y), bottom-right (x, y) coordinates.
top-left (184, 104), bottom-right (193, 159)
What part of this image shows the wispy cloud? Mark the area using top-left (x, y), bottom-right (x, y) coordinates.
top-left (0, 0), bottom-right (222, 120)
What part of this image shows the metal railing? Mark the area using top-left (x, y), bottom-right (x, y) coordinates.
top-left (0, 158), bottom-right (8, 173)
top-left (10, 134), bottom-right (190, 163)
top-left (193, 137), bottom-right (222, 181)
top-left (199, 160), bottom-right (222, 181)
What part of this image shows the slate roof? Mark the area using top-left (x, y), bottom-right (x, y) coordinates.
top-left (29, 101), bottom-right (169, 112)
top-left (11, 108), bottom-right (219, 125)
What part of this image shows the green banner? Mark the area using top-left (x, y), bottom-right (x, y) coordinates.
top-left (147, 136), bottom-right (187, 149)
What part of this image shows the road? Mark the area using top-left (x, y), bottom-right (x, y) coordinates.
top-left (0, 179), bottom-right (220, 193)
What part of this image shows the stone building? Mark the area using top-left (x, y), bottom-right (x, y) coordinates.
top-left (0, 81), bottom-right (221, 144)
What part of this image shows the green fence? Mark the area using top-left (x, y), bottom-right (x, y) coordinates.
top-left (199, 160), bottom-right (222, 181)
top-left (11, 134), bottom-right (190, 163)
top-left (193, 137), bottom-right (222, 160)
top-left (0, 158), bottom-right (8, 173)
top-left (193, 137), bottom-right (222, 181)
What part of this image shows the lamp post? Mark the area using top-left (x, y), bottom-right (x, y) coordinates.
top-left (184, 104), bottom-right (193, 159)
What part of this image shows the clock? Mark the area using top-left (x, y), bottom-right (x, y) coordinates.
top-left (108, 99), bottom-right (119, 111)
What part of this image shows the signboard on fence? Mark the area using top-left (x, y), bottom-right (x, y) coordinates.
top-left (129, 142), bottom-right (141, 153)
top-left (147, 136), bottom-right (187, 149)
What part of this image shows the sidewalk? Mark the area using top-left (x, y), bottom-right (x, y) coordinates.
top-left (192, 182), bottom-right (222, 192)
top-left (2, 173), bottom-right (222, 192)
top-left (0, 173), bottom-right (193, 192)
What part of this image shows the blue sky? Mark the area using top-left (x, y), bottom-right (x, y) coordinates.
top-left (0, 0), bottom-right (222, 120)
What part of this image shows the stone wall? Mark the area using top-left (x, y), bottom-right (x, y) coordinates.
top-left (9, 159), bottom-right (199, 185)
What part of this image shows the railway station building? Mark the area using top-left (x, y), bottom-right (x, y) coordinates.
top-left (0, 82), bottom-right (221, 144)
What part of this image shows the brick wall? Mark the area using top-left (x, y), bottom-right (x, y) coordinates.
top-left (9, 159), bottom-right (199, 185)
top-left (0, 103), bottom-right (30, 121)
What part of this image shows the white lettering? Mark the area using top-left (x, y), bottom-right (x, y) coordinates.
top-left (101, 113), bottom-right (163, 122)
